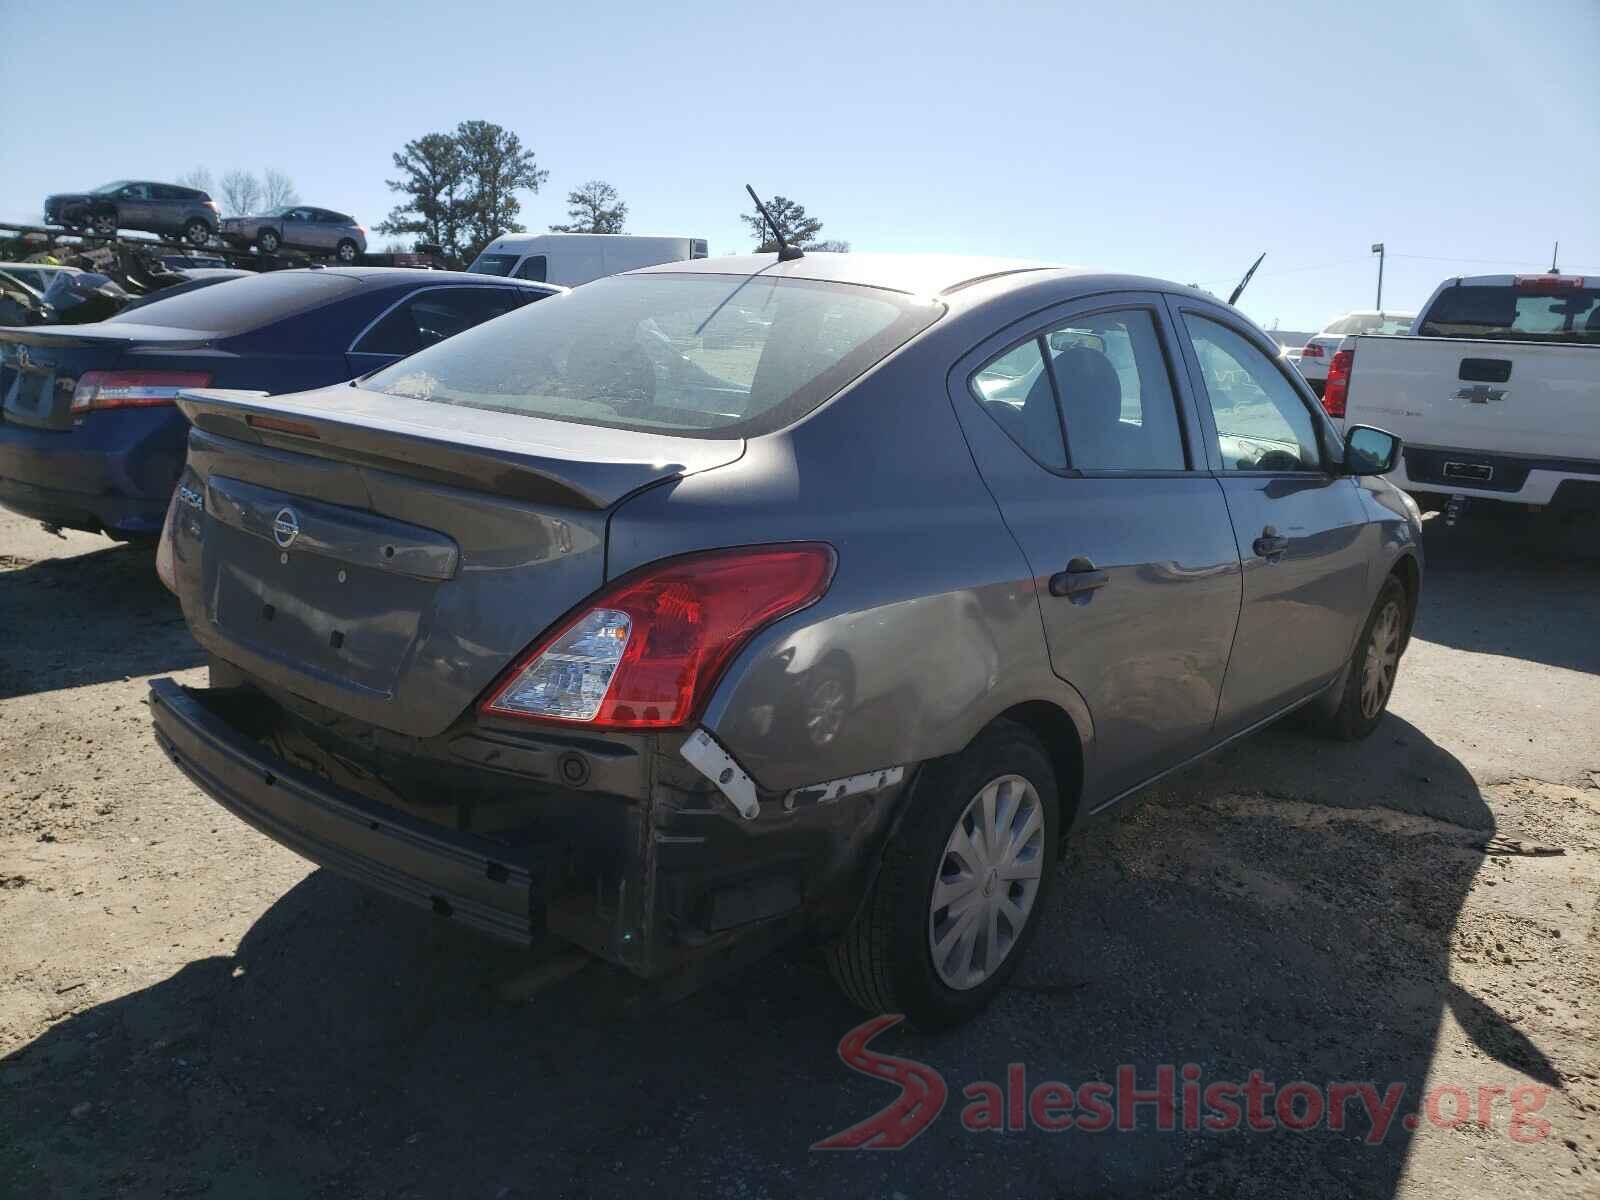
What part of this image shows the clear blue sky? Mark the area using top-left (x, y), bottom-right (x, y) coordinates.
top-left (3, 0), bottom-right (1596, 329)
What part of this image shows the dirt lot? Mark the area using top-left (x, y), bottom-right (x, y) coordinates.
top-left (2, 507), bottom-right (1597, 1198)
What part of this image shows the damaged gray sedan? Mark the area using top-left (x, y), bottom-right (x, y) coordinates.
top-left (150, 251), bottom-right (1421, 1027)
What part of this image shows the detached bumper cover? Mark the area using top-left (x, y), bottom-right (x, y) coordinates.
top-left (148, 677), bottom-right (540, 945)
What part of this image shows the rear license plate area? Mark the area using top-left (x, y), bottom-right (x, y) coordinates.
top-left (2, 365), bottom-right (55, 419)
top-left (209, 525), bottom-right (431, 697)
top-left (1443, 461), bottom-right (1494, 483)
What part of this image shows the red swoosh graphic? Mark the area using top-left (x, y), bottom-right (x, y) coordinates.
top-left (812, 1014), bottom-right (948, 1150)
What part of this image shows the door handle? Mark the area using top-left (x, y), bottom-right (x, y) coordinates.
top-left (1049, 556), bottom-right (1109, 598)
top-left (1253, 527), bottom-right (1289, 559)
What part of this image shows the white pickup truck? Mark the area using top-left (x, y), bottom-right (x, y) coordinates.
top-left (1329, 273), bottom-right (1599, 513)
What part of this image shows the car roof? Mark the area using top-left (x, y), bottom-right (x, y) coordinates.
top-left (633, 252), bottom-right (1066, 297)
top-left (263, 267), bottom-right (557, 289)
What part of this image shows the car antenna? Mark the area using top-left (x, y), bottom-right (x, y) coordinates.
top-left (745, 184), bottom-right (804, 261)
top-left (1549, 240), bottom-right (1560, 274)
top-left (1228, 252), bottom-right (1266, 306)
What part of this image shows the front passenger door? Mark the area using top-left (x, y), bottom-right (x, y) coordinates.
top-left (1170, 303), bottom-right (1371, 734)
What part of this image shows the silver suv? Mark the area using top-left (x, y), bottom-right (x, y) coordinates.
top-left (44, 181), bottom-right (221, 245)
top-left (219, 206), bottom-right (368, 262)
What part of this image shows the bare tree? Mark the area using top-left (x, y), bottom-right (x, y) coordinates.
top-left (550, 180), bottom-right (627, 234)
top-left (808, 239), bottom-right (851, 253)
top-left (261, 168), bottom-right (299, 210)
top-left (177, 167), bottom-right (214, 195)
top-left (220, 170), bottom-right (262, 216)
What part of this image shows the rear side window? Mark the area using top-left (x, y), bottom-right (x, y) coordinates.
top-left (514, 255), bottom-right (548, 282)
top-left (359, 273), bottom-right (942, 438)
top-left (1045, 310), bottom-right (1185, 470)
top-left (352, 286), bottom-right (536, 356)
top-left (104, 272), bottom-right (361, 333)
top-left (468, 253), bottom-right (518, 277)
top-left (971, 339), bottom-right (1066, 469)
top-left (1419, 284), bottom-right (1600, 343)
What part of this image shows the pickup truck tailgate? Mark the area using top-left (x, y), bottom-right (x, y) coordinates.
top-left (1344, 334), bottom-right (1600, 464)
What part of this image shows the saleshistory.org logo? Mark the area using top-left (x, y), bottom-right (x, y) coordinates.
top-left (812, 1016), bottom-right (1553, 1150)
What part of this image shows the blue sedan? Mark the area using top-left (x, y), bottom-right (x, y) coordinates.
top-left (0, 268), bottom-right (560, 538)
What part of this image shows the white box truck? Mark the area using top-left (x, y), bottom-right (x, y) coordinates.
top-left (468, 234), bottom-right (708, 287)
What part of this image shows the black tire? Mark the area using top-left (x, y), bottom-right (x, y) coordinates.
top-left (1317, 574), bottom-right (1409, 741)
top-left (257, 227), bottom-right (281, 254)
top-left (827, 721), bottom-right (1060, 1030)
top-left (183, 219), bottom-right (211, 247)
top-left (335, 238), bottom-right (359, 264)
top-left (90, 211), bottom-right (117, 237)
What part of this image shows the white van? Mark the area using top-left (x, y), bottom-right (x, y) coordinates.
top-left (467, 233), bottom-right (708, 287)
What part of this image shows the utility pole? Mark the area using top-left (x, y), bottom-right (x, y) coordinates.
top-left (1371, 242), bottom-right (1385, 310)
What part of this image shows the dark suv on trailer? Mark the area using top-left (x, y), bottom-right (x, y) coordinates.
top-left (45, 181), bottom-right (222, 246)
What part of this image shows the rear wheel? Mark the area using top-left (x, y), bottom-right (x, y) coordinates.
top-left (335, 238), bottom-right (359, 264)
top-left (827, 722), bottom-right (1059, 1029)
top-left (257, 228), bottom-right (281, 254)
top-left (183, 219), bottom-right (211, 246)
top-left (1317, 575), bottom-right (1409, 741)
top-left (90, 211), bottom-right (117, 236)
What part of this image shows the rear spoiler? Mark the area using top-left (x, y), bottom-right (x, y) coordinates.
top-left (176, 387), bottom-right (742, 511)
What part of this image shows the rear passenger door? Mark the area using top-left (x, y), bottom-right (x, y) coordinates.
top-left (1167, 299), bottom-right (1371, 734)
top-left (345, 285), bottom-right (539, 374)
top-left (949, 293), bottom-right (1243, 804)
top-left (116, 184), bottom-right (155, 230)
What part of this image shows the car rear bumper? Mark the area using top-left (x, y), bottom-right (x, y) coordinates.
top-left (1393, 445), bottom-right (1600, 509)
top-left (149, 678), bottom-right (545, 946)
top-left (0, 410), bottom-right (185, 534)
top-left (147, 670), bottom-right (905, 975)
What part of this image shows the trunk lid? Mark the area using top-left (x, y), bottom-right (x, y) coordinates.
top-left (173, 385), bottom-right (744, 738)
top-left (0, 324), bottom-right (212, 431)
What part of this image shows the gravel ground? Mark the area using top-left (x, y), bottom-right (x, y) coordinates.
top-left (1, 507), bottom-right (1596, 1198)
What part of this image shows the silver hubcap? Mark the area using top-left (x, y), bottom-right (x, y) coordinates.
top-left (806, 678), bottom-right (847, 746)
top-left (1361, 600), bottom-right (1402, 719)
top-left (263, 235), bottom-right (278, 251)
top-left (928, 774), bottom-right (1044, 991)
top-left (339, 244), bottom-right (354, 261)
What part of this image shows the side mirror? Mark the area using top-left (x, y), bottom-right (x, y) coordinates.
top-left (1344, 424), bottom-right (1402, 476)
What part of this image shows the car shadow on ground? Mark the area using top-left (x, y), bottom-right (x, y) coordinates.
top-left (0, 544), bottom-right (202, 699)
top-left (3, 713), bottom-right (1531, 1199)
top-left (1415, 511), bottom-right (1600, 675)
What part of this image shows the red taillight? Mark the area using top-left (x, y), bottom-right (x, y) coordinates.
top-left (1300, 342), bottom-right (1325, 359)
top-left (1322, 348), bottom-right (1354, 418)
top-left (481, 544), bottom-right (837, 729)
top-left (72, 370), bottom-right (211, 413)
top-left (1513, 274), bottom-right (1584, 291)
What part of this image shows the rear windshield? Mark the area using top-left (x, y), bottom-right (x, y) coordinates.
top-left (104, 272), bottom-right (361, 334)
top-left (469, 253), bottom-right (519, 277)
top-left (358, 272), bottom-right (943, 438)
top-left (1418, 284), bottom-right (1600, 343)
top-left (1324, 313), bottom-right (1414, 336)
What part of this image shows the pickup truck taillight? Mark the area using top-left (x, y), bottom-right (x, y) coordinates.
top-left (1300, 342), bottom-right (1325, 359)
top-left (71, 370), bottom-right (212, 413)
top-left (1322, 348), bottom-right (1353, 418)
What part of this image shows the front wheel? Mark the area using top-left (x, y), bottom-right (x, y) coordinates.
top-left (90, 211), bottom-right (117, 236)
top-left (827, 722), bottom-right (1059, 1029)
top-left (257, 228), bottom-right (281, 254)
top-left (335, 238), bottom-right (359, 264)
top-left (183, 219), bottom-right (211, 246)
